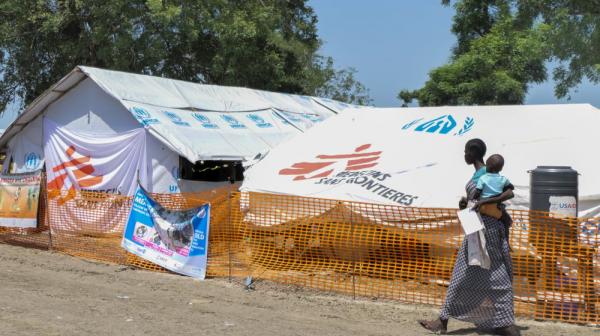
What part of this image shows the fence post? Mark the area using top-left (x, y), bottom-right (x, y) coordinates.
top-left (227, 181), bottom-right (233, 283)
top-left (44, 174), bottom-right (53, 251)
top-left (47, 211), bottom-right (53, 251)
top-left (351, 202), bottom-right (356, 301)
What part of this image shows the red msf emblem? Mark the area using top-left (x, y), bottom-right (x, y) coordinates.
top-left (279, 144), bottom-right (382, 181)
top-left (48, 145), bottom-right (103, 204)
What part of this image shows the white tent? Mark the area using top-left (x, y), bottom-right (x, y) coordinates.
top-left (0, 66), bottom-right (358, 194)
top-left (242, 104), bottom-right (600, 217)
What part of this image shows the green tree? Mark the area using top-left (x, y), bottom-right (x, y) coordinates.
top-left (315, 58), bottom-right (372, 105)
top-left (400, 0), bottom-right (547, 106)
top-left (0, 0), bottom-right (369, 113)
top-left (519, 1), bottom-right (600, 98)
top-left (400, 0), bottom-right (600, 106)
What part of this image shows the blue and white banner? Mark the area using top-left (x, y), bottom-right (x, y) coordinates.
top-left (122, 187), bottom-right (210, 279)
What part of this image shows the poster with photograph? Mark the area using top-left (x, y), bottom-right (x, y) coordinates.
top-left (122, 187), bottom-right (210, 279)
top-left (0, 171), bottom-right (42, 228)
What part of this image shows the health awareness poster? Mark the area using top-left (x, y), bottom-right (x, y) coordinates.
top-left (122, 187), bottom-right (210, 279)
top-left (0, 171), bottom-right (41, 228)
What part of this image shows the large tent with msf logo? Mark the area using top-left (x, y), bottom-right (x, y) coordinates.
top-left (242, 104), bottom-right (600, 218)
top-left (0, 66), bottom-right (359, 196)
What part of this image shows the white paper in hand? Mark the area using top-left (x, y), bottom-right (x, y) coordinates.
top-left (457, 208), bottom-right (484, 235)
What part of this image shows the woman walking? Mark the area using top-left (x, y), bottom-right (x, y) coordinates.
top-left (418, 139), bottom-right (520, 336)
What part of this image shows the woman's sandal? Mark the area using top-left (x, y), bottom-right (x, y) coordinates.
top-left (493, 325), bottom-right (521, 336)
top-left (417, 318), bottom-right (448, 334)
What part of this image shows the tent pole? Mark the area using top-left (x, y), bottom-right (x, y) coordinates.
top-left (227, 163), bottom-right (236, 283)
top-left (42, 115), bottom-right (53, 251)
top-left (351, 202), bottom-right (356, 301)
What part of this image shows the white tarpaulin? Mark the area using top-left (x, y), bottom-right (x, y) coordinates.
top-left (121, 102), bottom-right (326, 162)
top-left (81, 66), bottom-right (344, 115)
top-left (242, 104), bottom-right (600, 217)
top-left (44, 119), bottom-right (148, 197)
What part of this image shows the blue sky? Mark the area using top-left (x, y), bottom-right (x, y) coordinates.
top-left (310, 0), bottom-right (600, 108)
top-left (1, 2), bottom-right (598, 129)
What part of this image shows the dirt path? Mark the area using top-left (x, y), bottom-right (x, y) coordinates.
top-left (0, 244), bottom-right (596, 336)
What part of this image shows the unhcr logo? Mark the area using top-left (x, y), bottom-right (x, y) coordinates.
top-left (402, 114), bottom-right (474, 136)
top-left (24, 152), bottom-right (41, 170)
top-left (163, 111), bottom-right (190, 127)
top-left (220, 114), bottom-right (246, 129)
top-left (246, 114), bottom-right (272, 128)
top-left (301, 113), bottom-right (323, 123)
top-left (130, 107), bottom-right (159, 126)
top-left (192, 113), bottom-right (219, 129)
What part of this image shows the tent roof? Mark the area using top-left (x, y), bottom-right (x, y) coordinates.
top-left (242, 104), bottom-right (600, 217)
top-left (0, 66), bottom-right (361, 160)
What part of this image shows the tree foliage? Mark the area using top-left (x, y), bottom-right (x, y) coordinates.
top-left (400, 0), bottom-right (547, 106)
top-left (315, 58), bottom-right (372, 105)
top-left (521, 0), bottom-right (600, 98)
top-left (400, 0), bottom-right (600, 106)
top-left (0, 0), bottom-right (369, 113)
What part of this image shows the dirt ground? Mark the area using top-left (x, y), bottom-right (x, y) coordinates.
top-left (0, 244), bottom-right (597, 336)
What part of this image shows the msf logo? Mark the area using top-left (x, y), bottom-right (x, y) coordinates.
top-left (47, 145), bottom-right (103, 204)
top-left (402, 115), bottom-right (474, 136)
top-left (279, 144), bottom-right (381, 181)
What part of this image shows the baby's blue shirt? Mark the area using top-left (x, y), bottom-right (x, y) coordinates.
top-left (476, 173), bottom-right (510, 199)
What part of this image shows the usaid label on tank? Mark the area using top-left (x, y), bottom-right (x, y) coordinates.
top-left (122, 187), bottom-right (210, 279)
top-left (549, 196), bottom-right (577, 218)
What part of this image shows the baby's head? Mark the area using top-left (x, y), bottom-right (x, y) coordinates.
top-left (486, 154), bottom-right (504, 173)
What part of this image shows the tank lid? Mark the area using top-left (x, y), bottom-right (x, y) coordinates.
top-left (530, 166), bottom-right (577, 173)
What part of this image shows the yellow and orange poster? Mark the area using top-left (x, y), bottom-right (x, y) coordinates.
top-left (0, 172), bottom-right (41, 228)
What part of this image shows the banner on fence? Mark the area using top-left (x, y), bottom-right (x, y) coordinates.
top-left (122, 187), bottom-right (210, 279)
top-left (0, 171), bottom-right (42, 228)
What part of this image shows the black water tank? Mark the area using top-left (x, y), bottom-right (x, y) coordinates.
top-left (530, 166), bottom-right (578, 217)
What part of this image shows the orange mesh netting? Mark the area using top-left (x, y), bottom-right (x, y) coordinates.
top-left (235, 192), bottom-right (600, 324)
top-left (45, 185), bottom-right (235, 270)
top-left (1, 187), bottom-right (599, 325)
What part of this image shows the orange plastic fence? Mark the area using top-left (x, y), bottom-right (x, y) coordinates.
top-left (237, 192), bottom-right (600, 324)
top-left (1, 186), bottom-right (599, 325)
top-left (44, 186), bottom-right (236, 273)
